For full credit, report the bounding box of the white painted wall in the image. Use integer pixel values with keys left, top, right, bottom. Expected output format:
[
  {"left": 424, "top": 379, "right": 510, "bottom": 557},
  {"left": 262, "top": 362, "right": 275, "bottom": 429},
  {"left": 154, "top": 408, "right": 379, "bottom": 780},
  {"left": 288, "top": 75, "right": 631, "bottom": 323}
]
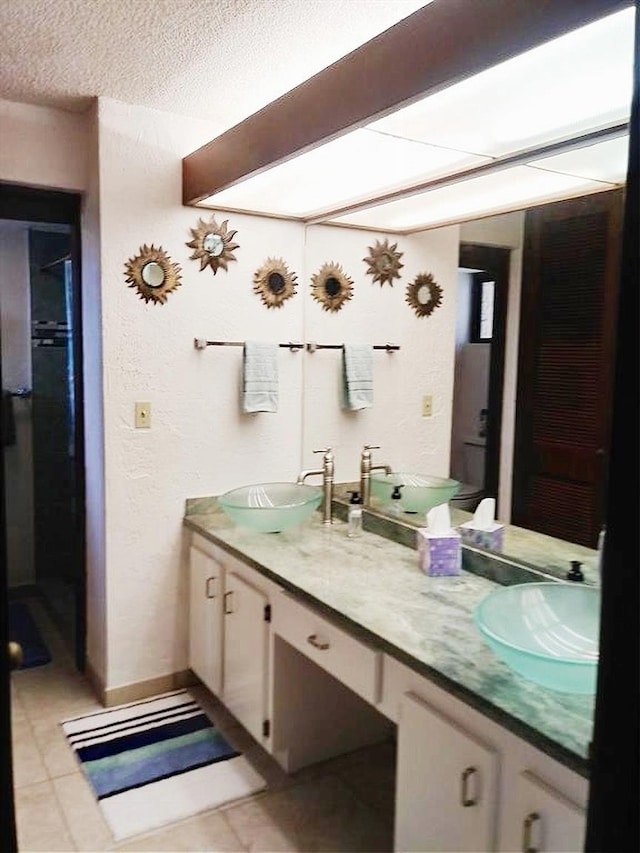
[
  {"left": 0, "top": 95, "right": 462, "bottom": 692},
  {"left": 0, "top": 99, "right": 90, "bottom": 192},
  {"left": 0, "top": 226, "right": 34, "bottom": 586}
]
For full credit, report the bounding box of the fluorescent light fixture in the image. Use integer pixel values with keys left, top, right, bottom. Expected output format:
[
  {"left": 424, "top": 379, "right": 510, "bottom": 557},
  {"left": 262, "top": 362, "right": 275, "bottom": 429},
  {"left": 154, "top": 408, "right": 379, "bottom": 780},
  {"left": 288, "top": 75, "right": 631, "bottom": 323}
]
[
  {"left": 368, "top": 7, "right": 634, "bottom": 156},
  {"left": 195, "top": 6, "right": 634, "bottom": 229},
  {"left": 198, "top": 129, "right": 490, "bottom": 218},
  {"left": 528, "top": 135, "right": 630, "bottom": 184},
  {"left": 328, "top": 165, "right": 614, "bottom": 232}
]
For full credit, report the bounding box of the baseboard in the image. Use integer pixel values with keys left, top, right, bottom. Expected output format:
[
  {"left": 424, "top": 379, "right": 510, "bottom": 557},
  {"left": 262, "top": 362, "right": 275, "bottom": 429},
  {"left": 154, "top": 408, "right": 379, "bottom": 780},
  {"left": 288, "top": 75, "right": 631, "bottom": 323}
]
[
  {"left": 102, "top": 670, "right": 197, "bottom": 708},
  {"left": 83, "top": 662, "right": 196, "bottom": 708}
]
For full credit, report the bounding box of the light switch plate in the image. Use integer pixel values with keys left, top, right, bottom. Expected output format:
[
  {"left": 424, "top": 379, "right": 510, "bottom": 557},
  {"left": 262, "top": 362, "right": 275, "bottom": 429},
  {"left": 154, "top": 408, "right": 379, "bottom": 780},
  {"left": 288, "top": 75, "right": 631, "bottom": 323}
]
[
  {"left": 421, "top": 395, "right": 433, "bottom": 418},
  {"left": 135, "top": 402, "right": 151, "bottom": 428}
]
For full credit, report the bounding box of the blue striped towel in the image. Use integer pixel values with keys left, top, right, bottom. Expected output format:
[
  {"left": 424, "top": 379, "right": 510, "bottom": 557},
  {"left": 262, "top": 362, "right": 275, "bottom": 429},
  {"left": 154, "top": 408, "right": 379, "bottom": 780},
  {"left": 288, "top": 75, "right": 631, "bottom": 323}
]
[
  {"left": 242, "top": 341, "right": 279, "bottom": 413},
  {"left": 342, "top": 344, "right": 373, "bottom": 410}
]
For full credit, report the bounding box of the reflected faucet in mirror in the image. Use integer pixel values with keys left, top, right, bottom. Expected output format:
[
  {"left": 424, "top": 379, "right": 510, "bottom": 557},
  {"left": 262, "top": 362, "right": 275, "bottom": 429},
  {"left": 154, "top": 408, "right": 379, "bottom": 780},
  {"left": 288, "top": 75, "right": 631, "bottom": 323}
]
[
  {"left": 359, "top": 444, "right": 393, "bottom": 507},
  {"left": 297, "top": 447, "right": 335, "bottom": 525}
]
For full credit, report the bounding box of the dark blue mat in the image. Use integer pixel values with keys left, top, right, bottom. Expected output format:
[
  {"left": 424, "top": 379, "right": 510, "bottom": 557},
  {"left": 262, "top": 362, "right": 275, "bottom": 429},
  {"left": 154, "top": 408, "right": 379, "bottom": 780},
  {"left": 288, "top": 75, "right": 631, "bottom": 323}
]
[{"left": 8, "top": 601, "right": 52, "bottom": 668}]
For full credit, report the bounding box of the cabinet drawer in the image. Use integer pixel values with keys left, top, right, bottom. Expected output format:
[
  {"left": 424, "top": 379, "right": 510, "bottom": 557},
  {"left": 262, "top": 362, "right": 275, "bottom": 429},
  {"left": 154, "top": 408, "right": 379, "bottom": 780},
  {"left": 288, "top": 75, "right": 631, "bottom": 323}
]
[{"left": 273, "top": 592, "right": 381, "bottom": 705}]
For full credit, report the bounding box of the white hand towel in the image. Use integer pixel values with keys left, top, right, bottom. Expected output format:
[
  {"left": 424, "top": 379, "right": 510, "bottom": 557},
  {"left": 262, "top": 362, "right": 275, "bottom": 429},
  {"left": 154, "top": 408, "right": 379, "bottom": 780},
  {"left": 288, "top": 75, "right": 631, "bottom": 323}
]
[
  {"left": 242, "top": 341, "right": 279, "bottom": 413},
  {"left": 342, "top": 344, "right": 373, "bottom": 410}
]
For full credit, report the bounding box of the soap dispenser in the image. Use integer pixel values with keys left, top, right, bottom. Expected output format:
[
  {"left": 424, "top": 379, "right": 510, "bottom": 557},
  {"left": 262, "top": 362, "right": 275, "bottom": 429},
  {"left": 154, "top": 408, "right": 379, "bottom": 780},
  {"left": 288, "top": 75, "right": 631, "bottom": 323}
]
[
  {"left": 390, "top": 484, "right": 404, "bottom": 517},
  {"left": 347, "top": 491, "right": 363, "bottom": 538}
]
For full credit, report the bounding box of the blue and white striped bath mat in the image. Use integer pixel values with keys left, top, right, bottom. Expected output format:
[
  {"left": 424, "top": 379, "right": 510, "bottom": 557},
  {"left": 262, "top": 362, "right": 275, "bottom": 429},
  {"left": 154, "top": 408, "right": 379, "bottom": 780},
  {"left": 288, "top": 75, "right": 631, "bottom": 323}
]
[{"left": 62, "top": 688, "right": 266, "bottom": 841}]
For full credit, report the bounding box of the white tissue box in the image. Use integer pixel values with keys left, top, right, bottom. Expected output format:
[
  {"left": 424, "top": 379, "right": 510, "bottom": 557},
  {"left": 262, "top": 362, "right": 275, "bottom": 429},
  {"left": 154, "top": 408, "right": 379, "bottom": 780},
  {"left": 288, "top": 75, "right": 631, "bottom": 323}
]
[
  {"left": 417, "top": 528, "right": 461, "bottom": 576},
  {"left": 458, "top": 521, "right": 505, "bottom": 551}
]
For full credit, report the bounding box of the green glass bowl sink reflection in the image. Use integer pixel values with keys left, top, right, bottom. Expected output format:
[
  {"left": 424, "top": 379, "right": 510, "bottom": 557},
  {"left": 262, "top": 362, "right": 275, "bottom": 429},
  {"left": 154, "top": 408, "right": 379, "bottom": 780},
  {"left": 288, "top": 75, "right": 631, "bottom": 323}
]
[
  {"left": 474, "top": 582, "right": 600, "bottom": 694},
  {"left": 218, "top": 482, "right": 323, "bottom": 533},
  {"left": 370, "top": 471, "right": 460, "bottom": 514}
]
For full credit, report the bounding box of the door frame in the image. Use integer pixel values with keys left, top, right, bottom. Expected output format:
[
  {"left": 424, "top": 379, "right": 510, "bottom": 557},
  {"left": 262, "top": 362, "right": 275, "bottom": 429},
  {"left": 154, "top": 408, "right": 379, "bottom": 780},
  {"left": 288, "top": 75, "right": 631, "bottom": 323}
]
[
  {"left": 457, "top": 242, "right": 510, "bottom": 511},
  {"left": 0, "top": 182, "right": 86, "bottom": 670}
]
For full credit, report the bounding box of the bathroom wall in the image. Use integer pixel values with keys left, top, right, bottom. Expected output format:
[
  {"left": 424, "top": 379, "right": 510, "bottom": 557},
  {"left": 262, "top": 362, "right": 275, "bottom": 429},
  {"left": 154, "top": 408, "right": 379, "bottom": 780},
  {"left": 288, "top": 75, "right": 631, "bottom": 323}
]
[
  {"left": 0, "top": 95, "right": 462, "bottom": 692},
  {"left": 0, "top": 98, "right": 90, "bottom": 192}
]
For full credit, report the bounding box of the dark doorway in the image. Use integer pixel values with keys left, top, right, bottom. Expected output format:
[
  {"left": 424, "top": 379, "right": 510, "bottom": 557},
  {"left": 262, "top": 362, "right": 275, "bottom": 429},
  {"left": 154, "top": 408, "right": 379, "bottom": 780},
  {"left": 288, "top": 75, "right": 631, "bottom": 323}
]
[
  {"left": 453, "top": 242, "right": 509, "bottom": 512},
  {"left": 0, "top": 183, "right": 85, "bottom": 670}
]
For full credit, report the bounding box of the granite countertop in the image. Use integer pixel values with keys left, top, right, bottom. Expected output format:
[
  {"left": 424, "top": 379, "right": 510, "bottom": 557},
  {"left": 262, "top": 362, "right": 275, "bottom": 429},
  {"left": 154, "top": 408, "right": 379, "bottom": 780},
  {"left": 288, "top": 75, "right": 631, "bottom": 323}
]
[{"left": 184, "top": 498, "right": 594, "bottom": 777}]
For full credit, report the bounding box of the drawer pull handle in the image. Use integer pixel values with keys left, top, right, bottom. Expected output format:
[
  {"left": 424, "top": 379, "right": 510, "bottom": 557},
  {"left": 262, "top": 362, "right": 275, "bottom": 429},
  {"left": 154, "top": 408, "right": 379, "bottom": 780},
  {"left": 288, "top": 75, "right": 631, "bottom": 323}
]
[
  {"left": 307, "top": 633, "right": 330, "bottom": 650},
  {"left": 460, "top": 766, "right": 478, "bottom": 807},
  {"left": 522, "top": 811, "right": 541, "bottom": 853},
  {"left": 205, "top": 577, "right": 216, "bottom": 599},
  {"left": 224, "top": 591, "right": 234, "bottom": 614}
]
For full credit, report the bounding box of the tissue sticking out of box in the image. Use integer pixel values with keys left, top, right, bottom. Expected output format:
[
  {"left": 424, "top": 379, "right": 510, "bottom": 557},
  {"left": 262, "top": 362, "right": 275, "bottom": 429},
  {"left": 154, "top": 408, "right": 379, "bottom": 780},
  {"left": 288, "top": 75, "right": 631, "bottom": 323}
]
[
  {"left": 417, "top": 503, "right": 461, "bottom": 576},
  {"left": 458, "top": 497, "right": 505, "bottom": 551}
]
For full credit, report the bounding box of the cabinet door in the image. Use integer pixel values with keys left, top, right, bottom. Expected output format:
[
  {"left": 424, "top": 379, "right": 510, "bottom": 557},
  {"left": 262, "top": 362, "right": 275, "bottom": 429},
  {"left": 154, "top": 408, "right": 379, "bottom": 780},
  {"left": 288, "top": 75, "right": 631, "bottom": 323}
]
[
  {"left": 500, "top": 769, "right": 585, "bottom": 853},
  {"left": 223, "top": 570, "right": 268, "bottom": 744},
  {"left": 189, "top": 546, "right": 224, "bottom": 695},
  {"left": 395, "top": 692, "right": 499, "bottom": 853}
]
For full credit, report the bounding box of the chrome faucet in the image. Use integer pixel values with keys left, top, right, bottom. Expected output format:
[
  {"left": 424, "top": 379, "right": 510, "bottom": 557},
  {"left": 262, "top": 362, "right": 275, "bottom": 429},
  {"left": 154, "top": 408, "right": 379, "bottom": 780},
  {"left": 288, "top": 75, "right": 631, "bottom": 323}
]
[
  {"left": 360, "top": 444, "right": 393, "bottom": 506},
  {"left": 297, "top": 447, "right": 335, "bottom": 525}
]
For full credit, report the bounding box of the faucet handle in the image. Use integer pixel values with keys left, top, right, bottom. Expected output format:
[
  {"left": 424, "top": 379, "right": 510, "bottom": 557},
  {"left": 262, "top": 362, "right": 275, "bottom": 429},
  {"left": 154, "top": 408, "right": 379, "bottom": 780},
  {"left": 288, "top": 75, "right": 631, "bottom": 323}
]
[
  {"left": 313, "top": 447, "right": 332, "bottom": 456},
  {"left": 362, "top": 444, "right": 380, "bottom": 453}
]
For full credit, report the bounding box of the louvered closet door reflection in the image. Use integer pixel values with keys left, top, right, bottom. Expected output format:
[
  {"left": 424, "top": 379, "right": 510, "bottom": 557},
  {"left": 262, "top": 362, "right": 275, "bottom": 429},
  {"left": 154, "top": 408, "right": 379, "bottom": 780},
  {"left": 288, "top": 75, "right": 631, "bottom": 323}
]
[{"left": 512, "top": 190, "right": 623, "bottom": 548}]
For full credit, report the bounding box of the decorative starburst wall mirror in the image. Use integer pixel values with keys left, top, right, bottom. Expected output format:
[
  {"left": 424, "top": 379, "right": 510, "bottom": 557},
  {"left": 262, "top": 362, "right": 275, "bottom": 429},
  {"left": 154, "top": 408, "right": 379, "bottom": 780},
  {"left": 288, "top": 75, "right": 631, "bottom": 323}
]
[
  {"left": 253, "top": 257, "right": 297, "bottom": 308},
  {"left": 186, "top": 215, "right": 239, "bottom": 274},
  {"left": 406, "top": 272, "right": 443, "bottom": 317},
  {"left": 363, "top": 238, "right": 404, "bottom": 286},
  {"left": 124, "top": 244, "right": 182, "bottom": 305},
  {"left": 310, "top": 262, "right": 354, "bottom": 312}
]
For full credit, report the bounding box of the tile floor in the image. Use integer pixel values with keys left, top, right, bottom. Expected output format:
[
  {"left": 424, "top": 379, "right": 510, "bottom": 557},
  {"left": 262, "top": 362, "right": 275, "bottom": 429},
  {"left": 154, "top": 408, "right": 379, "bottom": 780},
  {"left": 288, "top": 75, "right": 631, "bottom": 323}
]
[{"left": 11, "top": 596, "right": 397, "bottom": 852}]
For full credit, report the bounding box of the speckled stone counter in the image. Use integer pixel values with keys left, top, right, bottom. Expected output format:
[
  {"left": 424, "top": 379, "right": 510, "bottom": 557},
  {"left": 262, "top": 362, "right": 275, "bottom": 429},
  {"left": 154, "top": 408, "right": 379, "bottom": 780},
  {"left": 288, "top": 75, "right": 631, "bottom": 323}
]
[{"left": 184, "top": 498, "right": 594, "bottom": 777}]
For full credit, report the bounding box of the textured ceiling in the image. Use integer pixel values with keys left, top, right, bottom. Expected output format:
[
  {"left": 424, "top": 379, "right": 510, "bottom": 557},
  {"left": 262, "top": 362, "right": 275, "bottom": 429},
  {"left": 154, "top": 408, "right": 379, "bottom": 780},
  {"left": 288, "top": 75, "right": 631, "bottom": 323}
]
[{"left": 0, "top": 0, "right": 427, "bottom": 134}]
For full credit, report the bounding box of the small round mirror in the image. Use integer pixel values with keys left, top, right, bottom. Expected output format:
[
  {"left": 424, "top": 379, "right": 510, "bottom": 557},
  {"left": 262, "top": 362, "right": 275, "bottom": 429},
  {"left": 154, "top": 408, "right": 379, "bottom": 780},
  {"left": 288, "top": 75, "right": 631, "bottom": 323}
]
[
  {"left": 141, "top": 261, "right": 165, "bottom": 288},
  {"left": 203, "top": 233, "right": 224, "bottom": 256},
  {"left": 417, "top": 284, "right": 430, "bottom": 304},
  {"left": 267, "top": 272, "right": 285, "bottom": 294},
  {"left": 324, "top": 277, "right": 341, "bottom": 297}
]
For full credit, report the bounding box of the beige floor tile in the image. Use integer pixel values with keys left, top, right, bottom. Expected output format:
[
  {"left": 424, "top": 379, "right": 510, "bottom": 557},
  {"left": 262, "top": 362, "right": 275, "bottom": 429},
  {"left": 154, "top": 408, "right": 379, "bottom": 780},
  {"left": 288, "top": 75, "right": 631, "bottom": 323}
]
[
  {"left": 10, "top": 681, "right": 27, "bottom": 722},
  {"left": 15, "top": 668, "right": 102, "bottom": 725},
  {"left": 11, "top": 715, "right": 49, "bottom": 789},
  {"left": 111, "top": 809, "right": 246, "bottom": 852},
  {"left": 335, "top": 739, "right": 397, "bottom": 821},
  {"left": 31, "top": 718, "right": 81, "bottom": 778},
  {"left": 224, "top": 774, "right": 393, "bottom": 853},
  {"left": 14, "top": 779, "right": 76, "bottom": 852},
  {"left": 53, "top": 772, "right": 114, "bottom": 853}
]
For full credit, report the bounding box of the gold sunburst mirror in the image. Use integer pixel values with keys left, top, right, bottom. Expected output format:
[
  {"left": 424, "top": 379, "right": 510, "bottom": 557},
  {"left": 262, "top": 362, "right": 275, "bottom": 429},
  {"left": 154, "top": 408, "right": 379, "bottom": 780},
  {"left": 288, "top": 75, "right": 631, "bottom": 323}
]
[
  {"left": 253, "top": 257, "right": 297, "bottom": 309},
  {"left": 406, "top": 272, "right": 443, "bottom": 318},
  {"left": 186, "top": 215, "right": 239, "bottom": 274},
  {"left": 124, "top": 244, "right": 182, "bottom": 305},
  {"left": 363, "top": 238, "right": 404, "bottom": 286},
  {"left": 310, "top": 262, "right": 354, "bottom": 313}
]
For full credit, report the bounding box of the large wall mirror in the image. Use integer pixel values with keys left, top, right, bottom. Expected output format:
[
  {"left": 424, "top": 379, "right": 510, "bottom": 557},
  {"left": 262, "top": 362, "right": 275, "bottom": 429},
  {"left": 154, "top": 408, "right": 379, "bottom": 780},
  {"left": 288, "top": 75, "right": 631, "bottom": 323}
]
[{"left": 184, "top": 0, "right": 634, "bottom": 577}]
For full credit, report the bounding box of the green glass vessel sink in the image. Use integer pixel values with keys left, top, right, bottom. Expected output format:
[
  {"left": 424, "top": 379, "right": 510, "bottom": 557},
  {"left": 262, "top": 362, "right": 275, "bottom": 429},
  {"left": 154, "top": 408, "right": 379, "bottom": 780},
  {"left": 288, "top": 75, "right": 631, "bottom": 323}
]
[
  {"left": 218, "top": 482, "right": 323, "bottom": 533},
  {"left": 474, "top": 582, "right": 600, "bottom": 694},
  {"left": 370, "top": 471, "right": 460, "bottom": 514}
]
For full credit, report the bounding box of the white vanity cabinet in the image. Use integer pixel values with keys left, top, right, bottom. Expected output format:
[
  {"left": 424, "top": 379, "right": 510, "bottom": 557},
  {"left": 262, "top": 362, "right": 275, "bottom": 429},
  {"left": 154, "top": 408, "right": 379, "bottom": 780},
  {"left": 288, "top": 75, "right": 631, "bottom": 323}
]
[
  {"left": 396, "top": 691, "right": 499, "bottom": 852},
  {"left": 498, "top": 768, "right": 586, "bottom": 853},
  {"left": 222, "top": 569, "right": 270, "bottom": 744},
  {"left": 188, "top": 544, "right": 224, "bottom": 695},
  {"left": 189, "top": 534, "right": 276, "bottom": 745},
  {"left": 382, "top": 656, "right": 587, "bottom": 853}
]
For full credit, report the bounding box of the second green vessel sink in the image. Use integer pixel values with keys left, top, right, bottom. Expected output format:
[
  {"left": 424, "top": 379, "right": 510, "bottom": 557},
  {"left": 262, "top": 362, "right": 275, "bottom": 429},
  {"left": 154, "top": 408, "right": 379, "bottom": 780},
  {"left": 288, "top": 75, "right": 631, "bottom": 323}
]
[
  {"left": 370, "top": 471, "right": 460, "bottom": 514},
  {"left": 218, "top": 482, "right": 323, "bottom": 533},
  {"left": 474, "top": 582, "right": 600, "bottom": 694}
]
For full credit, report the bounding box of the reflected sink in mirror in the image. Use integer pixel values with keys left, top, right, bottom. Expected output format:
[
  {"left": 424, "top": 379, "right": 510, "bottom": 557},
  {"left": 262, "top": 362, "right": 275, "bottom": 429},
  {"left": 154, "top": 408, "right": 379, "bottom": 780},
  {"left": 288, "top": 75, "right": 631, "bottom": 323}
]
[
  {"left": 474, "top": 582, "right": 600, "bottom": 694},
  {"left": 218, "top": 482, "right": 323, "bottom": 533},
  {"left": 370, "top": 471, "right": 460, "bottom": 515}
]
